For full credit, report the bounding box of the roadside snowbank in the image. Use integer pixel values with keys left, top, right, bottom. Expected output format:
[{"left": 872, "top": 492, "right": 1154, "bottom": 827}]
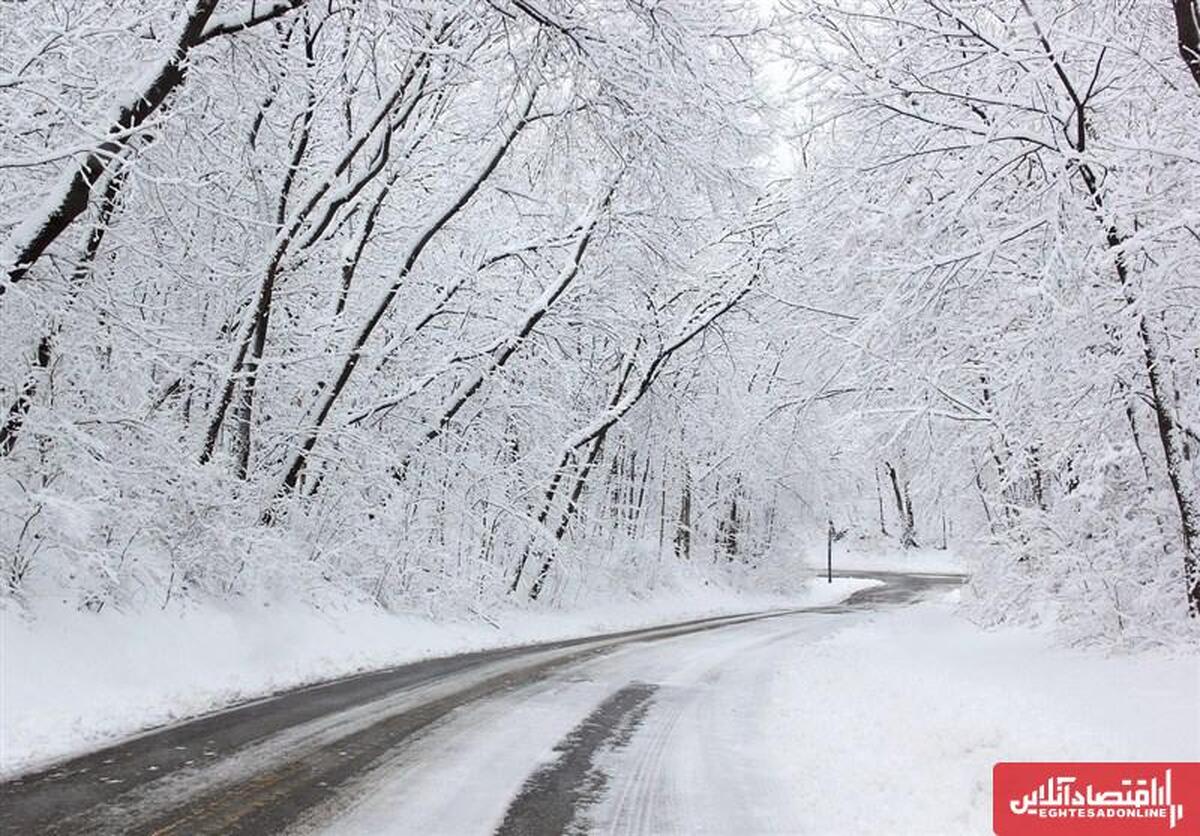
[
  {"left": 0, "top": 576, "right": 877, "bottom": 777},
  {"left": 761, "top": 590, "right": 1200, "bottom": 834}
]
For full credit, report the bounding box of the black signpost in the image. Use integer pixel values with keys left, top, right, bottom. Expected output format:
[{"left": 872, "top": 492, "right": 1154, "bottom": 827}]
[{"left": 826, "top": 519, "right": 834, "bottom": 583}]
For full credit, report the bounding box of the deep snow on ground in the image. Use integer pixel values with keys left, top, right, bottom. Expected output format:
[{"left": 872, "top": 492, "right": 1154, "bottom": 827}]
[
  {"left": 732, "top": 590, "right": 1200, "bottom": 834},
  {"left": 0, "top": 576, "right": 876, "bottom": 777},
  {"left": 308, "top": 588, "right": 1199, "bottom": 836}
]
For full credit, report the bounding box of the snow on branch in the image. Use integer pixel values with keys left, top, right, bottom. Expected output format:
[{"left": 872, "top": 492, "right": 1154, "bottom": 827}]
[{"left": 197, "top": 0, "right": 307, "bottom": 43}]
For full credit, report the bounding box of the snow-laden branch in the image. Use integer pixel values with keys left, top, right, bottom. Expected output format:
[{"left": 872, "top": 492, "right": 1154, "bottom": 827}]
[
  {"left": 199, "top": 53, "right": 437, "bottom": 464},
  {"left": 415, "top": 181, "right": 616, "bottom": 449},
  {"left": 269, "top": 87, "right": 540, "bottom": 501},
  {"left": 511, "top": 342, "right": 641, "bottom": 596},
  {"left": 0, "top": 0, "right": 313, "bottom": 298},
  {"left": 0, "top": 0, "right": 220, "bottom": 294},
  {"left": 562, "top": 272, "right": 758, "bottom": 454},
  {"left": 345, "top": 228, "right": 583, "bottom": 427},
  {"left": 491, "top": 0, "right": 590, "bottom": 52},
  {"left": 198, "top": 0, "right": 306, "bottom": 43}
]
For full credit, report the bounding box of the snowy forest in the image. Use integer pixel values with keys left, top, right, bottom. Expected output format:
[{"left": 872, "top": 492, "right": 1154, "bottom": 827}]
[{"left": 1, "top": 0, "right": 1198, "bottom": 646}]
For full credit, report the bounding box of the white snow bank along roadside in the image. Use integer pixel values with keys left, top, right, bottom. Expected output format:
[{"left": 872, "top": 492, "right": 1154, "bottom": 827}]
[
  {"left": 760, "top": 591, "right": 1200, "bottom": 834},
  {"left": 0, "top": 576, "right": 878, "bottom": 777}
]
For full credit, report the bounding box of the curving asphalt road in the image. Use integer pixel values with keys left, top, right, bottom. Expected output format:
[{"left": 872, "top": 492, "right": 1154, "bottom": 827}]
[{"left": 0, "top": 570, "right": 963, "bottom": 835}]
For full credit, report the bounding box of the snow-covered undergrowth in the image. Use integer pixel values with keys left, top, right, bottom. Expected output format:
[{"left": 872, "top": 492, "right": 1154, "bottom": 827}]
[
  {"left": 797, "top": 534, "right": 1200, "bottom": 649},
  {"left": 0, "top": 569, "right": 875, "bottom": 777},
  {"left": 966, "top": 525, "right": 1200, "bottom": 649},
  {"left": 761, "top": 591, "right": 1200, "bottom": 834},
  {"left": 797, "top": 536, "right": 971, "bottom": 575}
]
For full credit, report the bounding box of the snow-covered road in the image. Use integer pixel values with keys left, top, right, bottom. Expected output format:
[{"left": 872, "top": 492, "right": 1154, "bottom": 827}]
[
  {"left": 302, "top": 572, "right": 1197, "bottom": 835},
  {"left": 301, "top": 596, "right": 866, "bottom": 836},
  {"left": 5, "top": 571, "right": 1195, "bottom": 836}
]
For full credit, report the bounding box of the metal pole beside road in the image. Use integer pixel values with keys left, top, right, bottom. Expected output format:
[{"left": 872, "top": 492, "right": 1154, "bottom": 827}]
[{"left": 827, "top": 519, "right": 833, "bottom": 583}]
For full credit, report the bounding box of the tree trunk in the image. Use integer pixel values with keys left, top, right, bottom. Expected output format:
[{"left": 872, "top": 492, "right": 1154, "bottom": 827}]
[
  {"left": 725, "top": 491, "right": 740, "bottom": 559},
  {"left": 528, "top": 427, "right": 609, "bottom": 600},
  {"left": 1139, "top": 313, "right": 1200, "bottom": 615},
  {"left": 886, "top": 461, "right": 918, "bottom": 548},
  {"left": 270, "top": 91, "right": 538, "bottom": 504},
  {"left": 1022, "top": 0, "right": 1200, "bottom": 615},
  {"left": 1, "top": 163, "right": 129, "bottom": 456},
  {"left": 1, "top": 0, "right": 220, "bottom": 290},
  {"left": 201, "top": 54, "right": 435, "bottom": 466},
  {"left": 231, "top": 21, "right": 318, "bottom": 479},
  {"left": 632, "top": 450, "right": 651, "bottom": 537},
  {"left": 0, "top": 337, "right": 51, "bottom": 456},
  {"left": 510, "top": 346, "right": 639, "bottom": 594},
  {"left": 675, "top": 466, "right": 692, "bottom": 561},
  {"left": 875, "top": 464, "right": 889, "bottom": 536},
  {"left": 1175, "top": 0, "right": 1200, "bottom": 88}
]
